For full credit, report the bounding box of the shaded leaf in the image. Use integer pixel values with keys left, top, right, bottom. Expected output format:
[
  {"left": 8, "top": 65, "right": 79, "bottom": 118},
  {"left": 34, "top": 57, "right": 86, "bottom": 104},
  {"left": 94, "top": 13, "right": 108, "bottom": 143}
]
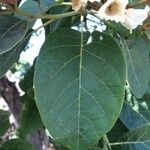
[
  {"left": 107, "top": 119, "right": 128, "bottom": 143},
  {"left": 121, "top": 37, "right": 150, "bottom": 98},
  {"left": 0, "top": 15, "right": 28, "bottom": 54},
  {"left": 111, "top": 124, "right": 150, "bottom": 150},
  {"left": 34, "top": 29, "right": 126, "bottom": 149}
]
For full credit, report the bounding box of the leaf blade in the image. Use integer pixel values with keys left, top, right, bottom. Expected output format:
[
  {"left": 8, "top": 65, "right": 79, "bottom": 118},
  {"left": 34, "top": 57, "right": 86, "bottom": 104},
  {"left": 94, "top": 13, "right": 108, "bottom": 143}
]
[{"left": 34, "top": 29, "right": 126, "bottom": 149}]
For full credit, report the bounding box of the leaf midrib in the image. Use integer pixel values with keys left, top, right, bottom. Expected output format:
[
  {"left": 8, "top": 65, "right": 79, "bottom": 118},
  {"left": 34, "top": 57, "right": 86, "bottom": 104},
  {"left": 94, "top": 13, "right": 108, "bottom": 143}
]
[{"left": 77, "top": 30, "right": 83, "bottom": 148}]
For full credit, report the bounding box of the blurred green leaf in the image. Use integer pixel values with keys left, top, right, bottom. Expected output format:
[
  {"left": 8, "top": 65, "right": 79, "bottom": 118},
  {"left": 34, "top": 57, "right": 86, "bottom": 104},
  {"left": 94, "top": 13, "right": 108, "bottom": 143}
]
[
  {"left": 2, "top": 139, "right": 34, "bottom": 150},
  {"left": 34, "top": 29, "right": 126, "bottom": 149},
  {"left": 0, "top": 109, "right": 10, "bottom": 137},
  {"left": 18, "top": 95, "right": 43, "bottom": 136}
]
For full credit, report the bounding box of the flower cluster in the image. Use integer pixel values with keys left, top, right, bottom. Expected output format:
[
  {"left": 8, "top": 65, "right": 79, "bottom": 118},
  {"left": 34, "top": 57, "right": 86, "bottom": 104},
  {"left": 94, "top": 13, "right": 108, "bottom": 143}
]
[{"left": 72, "top": 0, "right": 150, "bottom": 33}]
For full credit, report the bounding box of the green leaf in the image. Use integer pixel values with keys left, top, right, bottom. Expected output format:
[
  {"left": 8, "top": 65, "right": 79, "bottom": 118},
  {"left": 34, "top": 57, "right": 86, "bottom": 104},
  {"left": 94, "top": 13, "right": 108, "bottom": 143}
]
[
  {"left": 34, "top": 29, "right": 126, "bottom": 149},
  {"left": 120, "top": 101, "right": 149, "bottom": 129},
  {"left": 0, "top": 33, "right": 31, "bottom": 79},
  {"left": 2, "top": 139, "right": 34, "bottom": 150},
  {"left": 111, "top": 124, "right": 150, "bottom": 150},
  {"left": 0, "top": 15, "right": 28, "bottom": 54},
  {"left": 121, "top": 37, "right": 150, "bottom": 98},
  {"left": 18, "top": 95, "right": 43, "bottom": 136},
  {"left": 0, "top": 109, "right": 10, "bottom": 137}
]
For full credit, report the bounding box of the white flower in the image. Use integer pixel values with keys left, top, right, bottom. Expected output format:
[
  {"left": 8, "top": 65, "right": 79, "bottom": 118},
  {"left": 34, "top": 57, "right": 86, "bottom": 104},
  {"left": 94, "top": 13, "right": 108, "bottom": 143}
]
[
  {"left": 121, "top": 5, "right": 150, "bottom": 33},
  {"left": 97, "top": 0, "right": 150, "bottom": 33},
  {"left": 97, "top": 0, "right": 128, "bottom": 22}
]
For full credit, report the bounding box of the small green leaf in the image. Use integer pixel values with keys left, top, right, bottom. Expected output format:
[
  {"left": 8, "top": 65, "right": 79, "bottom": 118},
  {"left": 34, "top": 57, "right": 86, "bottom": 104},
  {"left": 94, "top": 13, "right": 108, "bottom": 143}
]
[
  {"left": 0, "top": 15, "right": 28, "bottom": 54},
  {"left": 34, "top": 29, "right": 126, "bottom": 149},
  {"left": 121, "top": 37, "right": 150, "bottom": 98},
  {"left": 2, "top": 139, "right": 34, "bottom": 150},
  {"left": 0, "top": 109, "right": 10, "bottom": 137}
]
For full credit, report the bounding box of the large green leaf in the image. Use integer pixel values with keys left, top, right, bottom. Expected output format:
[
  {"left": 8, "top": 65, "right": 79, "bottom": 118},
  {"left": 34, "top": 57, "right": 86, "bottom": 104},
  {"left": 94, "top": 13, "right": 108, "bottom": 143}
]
[
  {"left": 121, "top": 37, "right": 150, "bottom": 98},
  {"left": 34, "top": 29, "right": 126, "bottom": 149},
  {"left": 0, "top": 109, "right": 10, "bottom": 137},
  {"left": 111, "top": 124, "right": 150, "bottom": 150},
  {"left": 0, "top": 15, "right": 28, "bottom": 54},
  {"left": 1, "top": 139, "right": 34, "bottom": 150}
]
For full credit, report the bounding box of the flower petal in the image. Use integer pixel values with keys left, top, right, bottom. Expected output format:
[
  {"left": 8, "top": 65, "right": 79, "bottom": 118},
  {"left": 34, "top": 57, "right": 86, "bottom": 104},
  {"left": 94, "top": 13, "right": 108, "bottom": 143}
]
[
  {"left": 121, "top": 6, "right": 150, "bottom": 33},
  {"left": 97, "top": 0, "right": 128, "bottom": 22}
]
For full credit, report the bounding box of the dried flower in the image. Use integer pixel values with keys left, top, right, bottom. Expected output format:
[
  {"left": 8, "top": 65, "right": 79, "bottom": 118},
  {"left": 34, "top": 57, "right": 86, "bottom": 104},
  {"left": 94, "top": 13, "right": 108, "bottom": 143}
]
[{"left": 72, "top": 0, "right": 87, "bottom": 11}]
